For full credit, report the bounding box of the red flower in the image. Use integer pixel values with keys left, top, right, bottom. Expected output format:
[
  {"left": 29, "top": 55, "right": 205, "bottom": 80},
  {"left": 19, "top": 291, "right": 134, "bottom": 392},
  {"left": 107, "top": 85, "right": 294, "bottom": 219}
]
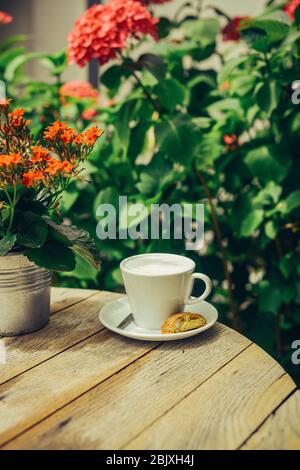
[
  {"left": 60, "top": 81, "right": 99, "bottom": 101},
  {"left": 82, "top": 108, "right": 98, "bottom": 121},
  {"left": 222, "top": 16, "right": 250, "bottom": 42},
  {"left": 68, "top": 0, "right": 159, "bottom": 67},
  {"left": 283, "top": 0, "right": 300, "bottom": 20},
  {"left": 0, "top": 11, "right": 13, "bottom": 25},
  {"left": 224, "top": 134, "right": 238, "bottom": 146}
]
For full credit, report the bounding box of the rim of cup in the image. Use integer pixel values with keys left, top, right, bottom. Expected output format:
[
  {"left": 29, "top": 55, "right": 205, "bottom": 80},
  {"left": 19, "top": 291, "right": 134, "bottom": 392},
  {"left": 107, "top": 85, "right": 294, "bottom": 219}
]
[{"left": 120, "top": 253, "right": 196, "bottom": 277}]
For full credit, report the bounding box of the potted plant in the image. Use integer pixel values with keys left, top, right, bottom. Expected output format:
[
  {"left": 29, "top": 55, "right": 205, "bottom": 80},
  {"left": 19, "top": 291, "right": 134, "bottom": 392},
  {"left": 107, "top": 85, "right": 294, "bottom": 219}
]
[{"left": 0, "top": 99, "right": 103, "bottom": 336}]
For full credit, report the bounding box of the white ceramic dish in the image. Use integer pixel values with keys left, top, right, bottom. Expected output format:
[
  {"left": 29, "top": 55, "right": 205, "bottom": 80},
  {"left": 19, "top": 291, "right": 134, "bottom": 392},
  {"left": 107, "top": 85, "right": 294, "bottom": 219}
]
[{"left": 99, "top": 296, "right": 218, "bottom": 342}]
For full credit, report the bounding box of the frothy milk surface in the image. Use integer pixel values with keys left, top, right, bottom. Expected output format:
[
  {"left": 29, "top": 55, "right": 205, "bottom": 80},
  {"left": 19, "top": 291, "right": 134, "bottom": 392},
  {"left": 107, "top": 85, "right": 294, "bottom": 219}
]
[{"left": 124, "top": 255, "right": 193, "bottom": 276}]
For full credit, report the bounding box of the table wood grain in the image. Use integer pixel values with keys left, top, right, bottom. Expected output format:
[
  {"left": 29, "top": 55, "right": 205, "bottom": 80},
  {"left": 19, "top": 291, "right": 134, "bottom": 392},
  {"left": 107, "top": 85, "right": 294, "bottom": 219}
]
[{"left": 0, "top": 288, "right": 299, "bottom": 450}]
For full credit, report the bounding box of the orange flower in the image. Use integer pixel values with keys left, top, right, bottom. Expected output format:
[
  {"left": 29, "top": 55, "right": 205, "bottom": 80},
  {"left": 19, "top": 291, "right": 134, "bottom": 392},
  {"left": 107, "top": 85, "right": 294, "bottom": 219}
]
[
  {"left": 0, "top": 152, "right": 22, "bottom": 167},
  {"left": 74, "top": 134, "right": 84, "bottom": 146},
  {"left": 22, "top": 170, "right": 44, "bottom": 188},
  {"left": 44, "top": 121, "right": 68, "bottom": 141},
  {"left": 31, "top": 146, "right": 51, "bottom": 163},
  {"left": 44, "top": 158, "right": 62, "bottom": 176},
  {"left": 44, "top": 121, "right": 103, "bottom": 149},
  {"left": 8, "top": 109, "right": 26, "bottom": 127},
  {"left": 60, "top": 161, "right": 74, "bottom": 173},
  {"left": 45, "top": 158, "right": 74, "bottom": 176},
  {"left": 83, "top": 127, "right": 104, "bottom": 145},
  {"left": 60, "top": 128, "right": 76, "bottom": 144}
]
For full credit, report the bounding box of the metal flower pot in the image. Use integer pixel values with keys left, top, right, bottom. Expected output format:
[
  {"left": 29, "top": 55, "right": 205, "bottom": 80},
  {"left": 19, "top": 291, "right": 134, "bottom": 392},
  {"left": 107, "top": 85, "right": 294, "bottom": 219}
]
[{"left": 0, "top": 252, "right": 52, "bottom": 336}]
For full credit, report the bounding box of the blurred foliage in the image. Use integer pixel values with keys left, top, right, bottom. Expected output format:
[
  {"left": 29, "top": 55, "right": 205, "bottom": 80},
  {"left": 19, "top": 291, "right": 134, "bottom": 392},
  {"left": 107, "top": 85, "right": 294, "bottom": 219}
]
[{"left": 1, "top": 0, "right": 300, "bottom": 382}]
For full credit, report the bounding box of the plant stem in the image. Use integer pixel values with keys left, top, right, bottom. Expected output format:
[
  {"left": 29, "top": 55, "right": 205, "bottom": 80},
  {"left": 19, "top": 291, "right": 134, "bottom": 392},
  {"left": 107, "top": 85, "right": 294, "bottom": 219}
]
[
  {"left": 131, "top": 68, "right": 161, "bottom": 113},
  {"left": 195, "top": 168, "right": 239, "bottom": 330},
  {"left": 118, "top": 51, "right": 161, "bottom": 113},
  {"left": 6, "top": 185, "right": 17, "bottom": 233},
  {"left": 174, "top": 1, "right": 193, "bottom": 21}
]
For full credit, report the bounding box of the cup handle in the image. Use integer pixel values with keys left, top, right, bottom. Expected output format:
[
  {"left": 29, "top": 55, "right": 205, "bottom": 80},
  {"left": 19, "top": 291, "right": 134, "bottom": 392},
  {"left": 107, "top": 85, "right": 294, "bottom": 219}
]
[{"left": 185, "top": 273, "right": 212, "bottom": 305}]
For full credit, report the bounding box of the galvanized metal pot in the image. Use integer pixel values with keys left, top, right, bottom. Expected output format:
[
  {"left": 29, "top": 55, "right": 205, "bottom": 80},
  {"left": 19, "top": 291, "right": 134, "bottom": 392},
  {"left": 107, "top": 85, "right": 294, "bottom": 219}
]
[{"left": 0, "top": 252, "right": 52, "bottom": 336}]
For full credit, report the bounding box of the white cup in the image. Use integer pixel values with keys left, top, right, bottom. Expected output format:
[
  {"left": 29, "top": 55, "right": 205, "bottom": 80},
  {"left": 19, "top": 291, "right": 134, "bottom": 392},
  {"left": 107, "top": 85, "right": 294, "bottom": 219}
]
[{"left": 120, "top": 253, "right": 212, "bottom": 330}]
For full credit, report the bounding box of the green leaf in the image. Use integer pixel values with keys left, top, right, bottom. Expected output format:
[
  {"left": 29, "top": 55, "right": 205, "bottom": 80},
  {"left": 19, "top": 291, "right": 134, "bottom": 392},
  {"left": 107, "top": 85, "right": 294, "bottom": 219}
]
[
  {"left": 155, "top": 78, "right": 186, "bottom": 112},
  {"left": 136, "top": 152, "right": 175, "bottom": 196},
  {"left": 282, "top": 190, "right": 300, "bottom": 215},
  {"left": 94, "top": 187, "right": 119, "bottom": 216},
  {"left": 0, "top": 35, "right": 27, "bottom": 54},
  {"left": 116, "top": 99, "right": 140, "bottom": 152},
  {"left": 101, "top": 65, "right": 130, "bottom": 93},
  {"left": 265, "top": 220, "right": 278, "bottom": 239},
  {"left": 16, "top": 211, "right": 48, "bottom": 249},
  {"left": 207, "top": 98, "right": 243, "bottom": 119},
  {"left": 155, "top": 120, "right": 180, "bottom": 159},
  {"left": 244, "top": 145, "right": 291, "bottom": 184},
  {"left": 25, "top": 242, "right": 76, "bottom": 272},
  {"left": 136, "top": 173, "right": 158, "bottom": 196},
  {"left": 196, "top": 130, "right": 223, "bottom": 168},
  {"left": 157, "top": 17, "right": 173, "bottom": 39},
  {"left": 241, "top": 28, "right": 270, "bottom": 53},
  {"left": 4, "top": 52, "right": 46, "bottom": 81},
  {"left": 128, "top": 121, "right": 151, "bottom": 162},
  {"left": 62, "top": 253, "right": 99, "bottom": 282},
  {"left": 253, "top": 182, "right": 282, "bottom": 206},
  {"left": 248, "top": 17, "right": 290, "bottom": 42},
  {"left": 279, "top": 254, "right": 293, "bottom": 279},
  {"left": 71, "top": 242, "right": 101, "bottom": 272},
  {"left": 41, "top": 50, "right": 67, "bottom": 75},
  {"left": 0, "top": 206, "right": 11, "bottom": 224},
  {"left": 0, "top": 47, "right": 26, "bottom": 70},
  {"left": 258, "top": 281, "right": 283, "bottom": 313},
  {"left": 137, "top": 54, "right": 167, "bottom": 81},
  {"left": 45, "top": 219, "right": 101, "bottom": 271},
  {"left": 150, "top": 41, "right": 199, "bottom": 59},
  {"left": 182, "top": 18, "right": 220, "bottom": 45},
  {"left": 0, "top": 233, "right": 17, "bottom": 256},
  {"left": 240, "top": 209, "right": 264, "bottom": 237},
  {"left": 60, "top": 186, "right": 79, "bottom": 214},
  {"left": 256, "top": 80, "right": 281, "bottom": 116},
  {"left": 188, "top": 73, "right": 216, "bottom": 91},
  {"left": 218, "top": 57, "right": 249, "bottom": 84},
  {"left": 155, "top": 116, "right": 201, "bottom": 164},
  {"left": 282, "top": 30, "right": 300, "bottom": 47}
]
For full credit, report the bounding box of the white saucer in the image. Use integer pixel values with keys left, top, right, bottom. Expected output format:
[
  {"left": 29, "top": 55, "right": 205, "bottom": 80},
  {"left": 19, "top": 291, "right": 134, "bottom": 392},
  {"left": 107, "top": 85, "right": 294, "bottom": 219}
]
[{"left": 99, "top": 297, "right": 218, "bottom": 341}]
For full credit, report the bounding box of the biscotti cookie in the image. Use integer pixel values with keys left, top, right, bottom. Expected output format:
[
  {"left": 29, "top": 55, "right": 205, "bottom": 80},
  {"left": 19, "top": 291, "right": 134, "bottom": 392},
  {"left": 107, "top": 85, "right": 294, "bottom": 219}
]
[{"left": 161, "top": 312, "right": 207, "bottom": 334}]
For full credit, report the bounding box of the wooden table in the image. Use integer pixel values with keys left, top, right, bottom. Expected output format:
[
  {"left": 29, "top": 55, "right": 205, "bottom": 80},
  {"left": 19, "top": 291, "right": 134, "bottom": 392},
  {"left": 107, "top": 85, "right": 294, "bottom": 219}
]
[{"left": 0, "top": 288, "right": 299, "bottom": 450}]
